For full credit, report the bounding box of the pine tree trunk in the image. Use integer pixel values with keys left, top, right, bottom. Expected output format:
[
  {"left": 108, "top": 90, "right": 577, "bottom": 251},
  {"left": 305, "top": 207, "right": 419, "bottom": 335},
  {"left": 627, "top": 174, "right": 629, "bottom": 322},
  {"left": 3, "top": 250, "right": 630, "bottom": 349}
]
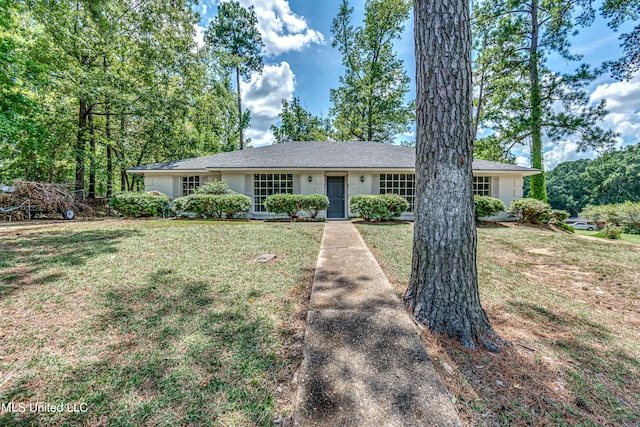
[
  {"left": 405, "top": 0, "right": 503, "bottom": 352},
  {"left": 529, "top": 0, "right": 547, "bottom": 201}
]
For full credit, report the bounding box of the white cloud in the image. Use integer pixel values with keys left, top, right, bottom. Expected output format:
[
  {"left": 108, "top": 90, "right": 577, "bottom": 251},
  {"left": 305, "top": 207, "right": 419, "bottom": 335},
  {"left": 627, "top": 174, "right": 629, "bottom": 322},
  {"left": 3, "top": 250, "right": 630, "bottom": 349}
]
[
  {"left": 194, "top": 24, "right": 206, "bottom": 49},
  {"left": 221, "top": 0, "right": 324, "bottom": 55},
  {"left": 515, "top": 156, "right": 529, "bottom": 167},
  {"left": 543, "top": 140, "right": 598, "bottom": 171},
  {"left": 590, "top": 72, "right": 640, "bottom": 139},
  {"left": 241, "top": 61, "right": 295, "bottom": 146},
  {"left": 536, "top": 72, "right": 640, "bottom": 170}
]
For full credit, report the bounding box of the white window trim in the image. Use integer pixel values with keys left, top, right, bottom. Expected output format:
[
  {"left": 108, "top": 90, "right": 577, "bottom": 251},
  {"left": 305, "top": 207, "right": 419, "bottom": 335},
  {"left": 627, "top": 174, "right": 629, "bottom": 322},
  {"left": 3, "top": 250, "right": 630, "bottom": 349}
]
[
  {"left": 253, "top": 173, "right": 294, "bottom": 212},
  {"left": 473, "top": 176, "right": 491, "bottom": 196},
  {"left": 379, "top": 173, "right": 415, "bottom": 212},
  {"left": 181, "top": 176, "right": 200, "bottom": 196}
]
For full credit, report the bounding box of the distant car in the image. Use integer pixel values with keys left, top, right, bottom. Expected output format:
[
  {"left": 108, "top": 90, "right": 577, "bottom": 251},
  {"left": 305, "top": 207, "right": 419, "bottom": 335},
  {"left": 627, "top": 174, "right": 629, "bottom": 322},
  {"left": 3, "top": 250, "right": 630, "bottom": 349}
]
[{"left": 571, "top": 221, "right": 598, "bottom": 231}]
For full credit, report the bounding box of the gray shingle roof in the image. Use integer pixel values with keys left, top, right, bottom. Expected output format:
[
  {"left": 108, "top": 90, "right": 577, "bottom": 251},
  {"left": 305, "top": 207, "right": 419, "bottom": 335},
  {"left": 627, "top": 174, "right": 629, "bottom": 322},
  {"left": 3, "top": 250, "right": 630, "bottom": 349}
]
[{"left": 129, "top": 141, "right": 539, "bottom": 173}]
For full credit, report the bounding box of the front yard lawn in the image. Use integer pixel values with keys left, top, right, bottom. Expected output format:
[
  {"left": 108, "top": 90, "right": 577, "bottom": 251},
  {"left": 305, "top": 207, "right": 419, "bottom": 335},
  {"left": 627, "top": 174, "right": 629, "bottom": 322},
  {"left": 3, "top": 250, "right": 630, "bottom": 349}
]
[
  {"left": 0, "top": 220, "right": 323, "bottom": 426},
  {"left": 357, "top": 223, "right": 640, "bottom": 426},
  {"left": 575, "top": 228, "right": 640, "bottom": 244}
]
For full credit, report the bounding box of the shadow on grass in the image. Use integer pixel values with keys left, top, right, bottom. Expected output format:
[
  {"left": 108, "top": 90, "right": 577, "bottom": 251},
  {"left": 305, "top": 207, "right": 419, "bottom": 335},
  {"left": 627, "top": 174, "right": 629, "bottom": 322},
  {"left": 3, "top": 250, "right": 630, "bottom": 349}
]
[
  {"left": 0, "top": 267, "right": 288, "bottom": 426},
  {"left": 430, "top": 300, "right": 640, "bottom": 425},
  {"left": 0, "top": 229, "right": 139, "bottom": 298}
]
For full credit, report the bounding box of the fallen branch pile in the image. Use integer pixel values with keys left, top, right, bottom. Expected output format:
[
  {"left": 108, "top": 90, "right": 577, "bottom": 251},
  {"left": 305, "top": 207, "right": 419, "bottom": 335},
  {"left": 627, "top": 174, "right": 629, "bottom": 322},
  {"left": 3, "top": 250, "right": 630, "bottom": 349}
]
[{"left": 0, "top": 181, "right": 86, "bottom": 219}]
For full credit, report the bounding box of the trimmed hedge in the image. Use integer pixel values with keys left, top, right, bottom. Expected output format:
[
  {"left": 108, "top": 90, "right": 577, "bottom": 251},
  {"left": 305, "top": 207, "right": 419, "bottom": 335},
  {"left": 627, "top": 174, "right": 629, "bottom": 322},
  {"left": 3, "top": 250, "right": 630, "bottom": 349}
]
[
  {"left": 173, "top": 194, "right": 251, "bottom": 219},
  {"left": 508, "top": 198, "right": 552, "bottom": 224},
  {"left": 264, "top": 194, "right": 330, "bottom": 220},
  {"left": 473, "top": 196, "right": 505, "bottom": 220},
  {"left": 111, "top": 192, "right": 171, "bottom": 218},
  {"left": 350, "top": 194, "right": 410, "bottom": 222}
]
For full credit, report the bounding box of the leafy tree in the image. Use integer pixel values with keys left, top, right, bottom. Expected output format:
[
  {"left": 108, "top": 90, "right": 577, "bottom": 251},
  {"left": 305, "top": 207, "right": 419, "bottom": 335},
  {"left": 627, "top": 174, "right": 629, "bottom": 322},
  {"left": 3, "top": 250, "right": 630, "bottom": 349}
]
[
  {"left": 472, "top": 0, "right": 617, "bottom": 201},
  {"left": 270, "top": 98, "right": 332, "bottom": 143},
  {"left": 0, "top": 0, "right": 51, "bottom": 182},
  {"left": 406, "top": 0, "right": 502, "bottom": 351},
  {"left": 205, "top": 1, "right": 263, "bottom": 150},
  {"left": 0, "top": 0, "right": 231, "bottom": 197},
  {"left": 330, "top": 0, "right": 414, "bottom": 142},
  {"left": 546, "top": 159, "right": 592, "bottom": 216},
  {"left": 601, "top": 0, "right": 640, "bottom": 80},
  {"left": 581, "top": 144, "right": 640, "bottom": 205}
]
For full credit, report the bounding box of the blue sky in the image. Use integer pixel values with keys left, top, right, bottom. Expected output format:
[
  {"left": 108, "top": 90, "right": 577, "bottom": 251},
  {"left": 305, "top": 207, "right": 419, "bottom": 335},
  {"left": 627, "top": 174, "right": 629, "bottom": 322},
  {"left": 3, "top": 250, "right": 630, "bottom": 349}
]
[{"left": 194, "top": 0, "right": 640, "bottom": 170}]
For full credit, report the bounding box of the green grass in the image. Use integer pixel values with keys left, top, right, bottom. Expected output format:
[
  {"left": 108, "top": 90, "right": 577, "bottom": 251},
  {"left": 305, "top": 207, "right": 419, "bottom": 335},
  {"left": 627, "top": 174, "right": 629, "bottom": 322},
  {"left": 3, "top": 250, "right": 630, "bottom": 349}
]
[
  {"left": 0, "top": 220, "right": 324, "bottom": 426},
  {"left": 575, "top": 228, "right": 640, "bottom": 244},
  {"left": 357, "top": 223, "right": 640, "bottom": 426}
]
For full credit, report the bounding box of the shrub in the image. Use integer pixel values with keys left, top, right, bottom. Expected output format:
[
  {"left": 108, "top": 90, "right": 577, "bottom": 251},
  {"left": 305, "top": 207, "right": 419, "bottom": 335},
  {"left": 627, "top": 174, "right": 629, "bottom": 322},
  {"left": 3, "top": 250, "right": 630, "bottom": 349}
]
[
  {"left": 264, "top": 194, "right": 304, "bottom": 219},
  {"left": 550, "top": 209, "right": 570, "bottom": 223},
  {"left": 508, "top": 198, "right": 552, "bottom": 224},
  {"left": 350, "top": 194, "right": 409, "bottom": 222},
  {"left": 194, "top": 180, "right": 234, "bottom": 195},
  {"left": 173, "top": 194, "right": 250, "bottom": 219},
  {"left": 216, "top": 194, "right": 251, "bottom": 218},
  {"left": 173, "top": 194, "right": 221, "bottom": 218},
  {"left": 474, "top": 196, "right": 505, "bottom": 220},
  {"left": 111, "top": 192, "right": 171, "bottom": 218},
  {"left": 299, "top": 194, "right": 330, "bottom": 219},
  {"left": 601, "top": 225, "right": 622, "bottom": 239},
  {"left": 555, "top": 222, "right": 575, "bottom": 233},
  {"left": 380, "top": 194, "right": 410, "bottom": 219}
]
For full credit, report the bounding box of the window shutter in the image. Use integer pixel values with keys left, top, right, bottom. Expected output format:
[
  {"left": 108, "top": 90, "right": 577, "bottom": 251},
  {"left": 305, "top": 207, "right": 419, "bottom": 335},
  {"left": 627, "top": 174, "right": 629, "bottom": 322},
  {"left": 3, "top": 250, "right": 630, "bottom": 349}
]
[{"left": 491, "top": 177, "right": 499, "bottom": 198}]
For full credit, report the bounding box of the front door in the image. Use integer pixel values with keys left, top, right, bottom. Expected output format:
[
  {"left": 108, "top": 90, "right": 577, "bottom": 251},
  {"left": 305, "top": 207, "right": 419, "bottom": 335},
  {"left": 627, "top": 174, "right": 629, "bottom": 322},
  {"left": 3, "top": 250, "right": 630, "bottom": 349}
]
[{"left": 326, "top": 176, "right": 345, "bottom": 219}]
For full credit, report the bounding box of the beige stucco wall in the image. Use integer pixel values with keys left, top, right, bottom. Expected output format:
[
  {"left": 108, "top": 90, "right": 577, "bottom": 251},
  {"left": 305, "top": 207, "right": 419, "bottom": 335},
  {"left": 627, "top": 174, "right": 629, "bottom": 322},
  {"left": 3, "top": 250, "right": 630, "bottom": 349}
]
[
  {"left": 497, "top": 175, "right": 524, "bottom": 209},
  {"left": 221, "top": 173, "right": 246, "bottom": 196},
  {"left": 144, "top": 176, "right": 174, "bottom": 198}
]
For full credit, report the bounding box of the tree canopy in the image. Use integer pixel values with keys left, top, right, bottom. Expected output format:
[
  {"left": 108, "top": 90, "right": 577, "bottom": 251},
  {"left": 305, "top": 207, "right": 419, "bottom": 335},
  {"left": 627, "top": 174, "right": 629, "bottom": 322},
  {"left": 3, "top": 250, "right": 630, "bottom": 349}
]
[
  {"left": 1, "top": 0, "right": 241, "bottom": 195},
  {"left": 546, "top": 145, "right": 640, "bottom": 214},
  {"left": 330, "top": 0, "right": 414, "bottom": 143},
  {"left": 205, "top": 1, "right": 263, "bottom": 150},
  {"left": 270, "top": 98, "right": 331, "bottom": 143},
  {"left": 472, "top": 0, "right": 618, "bottom": 201}
]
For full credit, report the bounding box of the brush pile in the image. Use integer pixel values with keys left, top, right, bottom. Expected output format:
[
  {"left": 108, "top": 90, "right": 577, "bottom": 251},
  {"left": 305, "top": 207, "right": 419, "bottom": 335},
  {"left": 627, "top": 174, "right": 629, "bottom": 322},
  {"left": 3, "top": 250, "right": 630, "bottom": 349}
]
[{"left": 0, "top": 180, "right": 85, "bottom": 220}]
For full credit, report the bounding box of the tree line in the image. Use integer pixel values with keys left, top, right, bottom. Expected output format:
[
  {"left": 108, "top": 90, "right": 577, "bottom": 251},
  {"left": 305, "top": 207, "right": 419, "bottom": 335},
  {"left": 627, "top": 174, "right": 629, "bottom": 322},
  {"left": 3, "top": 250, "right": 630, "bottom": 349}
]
[
  {"left": 546, "top": 145, "right": 640, "bottom": 216},
  {"left": 2, "top": 0, "right": 637, "bottom": 201}
]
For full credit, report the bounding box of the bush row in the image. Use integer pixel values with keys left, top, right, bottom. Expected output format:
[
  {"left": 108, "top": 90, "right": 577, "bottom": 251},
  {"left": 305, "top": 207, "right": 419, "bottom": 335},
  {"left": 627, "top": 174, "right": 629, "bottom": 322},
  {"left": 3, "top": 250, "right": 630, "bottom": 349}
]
[
  {"left": 110, "top": 192, "right": 171, "bottom": 217},
  {"left": 264, "top": 194, "right": 329, "bottom": 220},
  {"left": 349, "top": 194, "right": 410, "bottom": 222}
]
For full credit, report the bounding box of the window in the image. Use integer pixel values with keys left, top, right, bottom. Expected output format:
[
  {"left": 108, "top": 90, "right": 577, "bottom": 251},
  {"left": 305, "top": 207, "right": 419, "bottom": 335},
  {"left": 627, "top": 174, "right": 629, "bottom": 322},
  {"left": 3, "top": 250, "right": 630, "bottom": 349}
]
[
  {"left": 473, "top": 176, "right": 491, "bottom": 196},
  {"left": 253, "top": 173, "right": 294, "bottom": 212},
  {"left": 182, "top": 176, "right": 200, "bottom": 196},
  {"left": 380, "top": 173, "right": 415, "bottom": 212}
]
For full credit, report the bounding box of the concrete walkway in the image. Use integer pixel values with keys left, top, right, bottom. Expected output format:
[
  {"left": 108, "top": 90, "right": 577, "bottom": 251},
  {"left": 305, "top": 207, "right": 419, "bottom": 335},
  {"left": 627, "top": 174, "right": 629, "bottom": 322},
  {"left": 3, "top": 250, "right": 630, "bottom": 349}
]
[{"left": 293, "top": 221, "right": 462, "bottom": 427}]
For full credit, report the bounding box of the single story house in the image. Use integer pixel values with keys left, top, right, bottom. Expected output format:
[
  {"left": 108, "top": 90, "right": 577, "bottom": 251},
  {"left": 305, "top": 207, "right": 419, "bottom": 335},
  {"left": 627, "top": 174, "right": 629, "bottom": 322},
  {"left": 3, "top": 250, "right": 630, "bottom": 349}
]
[{"left": 128, "top": 141, "right": 540, "bottom": 220}]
